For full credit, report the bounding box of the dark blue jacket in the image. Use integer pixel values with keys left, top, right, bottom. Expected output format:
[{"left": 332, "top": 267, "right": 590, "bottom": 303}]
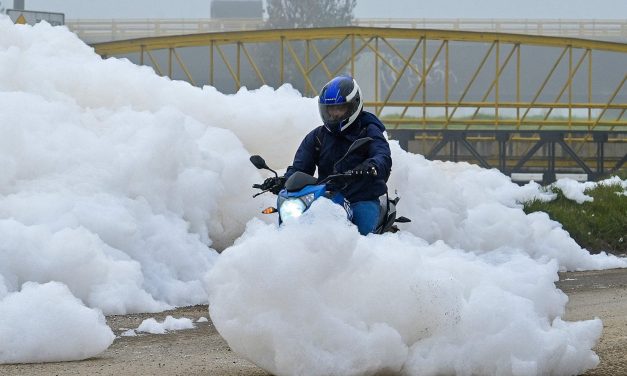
[{"left": 285, "top": 111, "right": 392, "bottom": 203}]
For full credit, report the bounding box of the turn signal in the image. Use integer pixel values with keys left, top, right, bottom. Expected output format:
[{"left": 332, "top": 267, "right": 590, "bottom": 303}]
[{"left": 262, "top": 207, "right": 277, "bottom": 214}]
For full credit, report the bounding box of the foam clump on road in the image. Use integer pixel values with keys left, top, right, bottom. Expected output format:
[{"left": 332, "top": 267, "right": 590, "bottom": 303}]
[
  {"left": 209, "top": 200, "right": 604, "bottom": 376},
  {"left": 136, "top": 316, "right": 195, "bottom": 334},
  {"left": 0, "top": 15, "right": 626, "bottom": 371},
  {"left": 0, "top": 282, "right": 114, "bottom": 364}
]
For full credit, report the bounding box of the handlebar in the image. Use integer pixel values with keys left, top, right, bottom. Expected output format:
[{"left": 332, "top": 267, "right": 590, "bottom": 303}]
[
  {"left": 252, "top": 189, "right": 269, "bottom": 198},
  {"left": 252, "top": 180, "right": 281, "bottom": 197},
  {"left": 345, "top": 168, "right": 377, "bottom": 177},
  {"left": 252, "top": 168, "right": 376, "bottom": 197},
  {"left": 318, "top": 168, "right": 376, "bottom": 185}
]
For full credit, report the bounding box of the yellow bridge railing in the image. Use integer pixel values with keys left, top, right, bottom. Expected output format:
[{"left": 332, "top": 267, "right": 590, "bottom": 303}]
[
  {"left": 93, "top": 27, "right": 627, "bottom": 131},
  {"left": 72, "top": 18, "right": 627, "bottom": 43},
  {"left": 92, "top": 27, "right": 626, "bottom": 179}
]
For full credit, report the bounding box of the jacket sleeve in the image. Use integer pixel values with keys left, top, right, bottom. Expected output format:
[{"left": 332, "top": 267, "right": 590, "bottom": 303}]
[
  {"left": 284, "top": 128, "right": 318, "bottom": 179},
  {"left": 365, "top": 124, "right": 392, "bottom": 182}
]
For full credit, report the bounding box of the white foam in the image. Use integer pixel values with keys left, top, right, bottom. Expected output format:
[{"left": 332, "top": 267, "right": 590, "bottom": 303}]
[
  {"left": 136, "top": 315, "right": 195, "bottom": 334},
  {"left": 0, "top": 17, "right": 625, "bottom": 370},
  {"left": 0, "top": 282, "right": 114, "bottom": 363}
]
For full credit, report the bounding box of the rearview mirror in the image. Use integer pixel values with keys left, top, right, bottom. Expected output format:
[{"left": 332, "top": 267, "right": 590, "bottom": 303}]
[
  {"left": 346, "top": 137, "right": 373, "bottom": 156},
  {"left": 334, "top": 137, "right": 374, "bottom": 171},
  {"left": 250, "top": 155, "right": 268, "bottom": 170}
]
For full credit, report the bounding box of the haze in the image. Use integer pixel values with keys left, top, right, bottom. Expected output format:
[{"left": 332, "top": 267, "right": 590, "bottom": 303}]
[{"left": 17, "top": 0, "right": 627, "bottom": 20}]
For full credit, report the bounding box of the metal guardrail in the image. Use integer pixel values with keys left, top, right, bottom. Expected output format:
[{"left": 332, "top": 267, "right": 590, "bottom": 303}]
[
  {"left": 356, "top": 18, "right": 627, "bottom": 40},
  {"left": 66, "top": 18, "right": 264, "bottom": 43},
  {"left": 68, "top": 18, "right": 627, "bottom": 43}
]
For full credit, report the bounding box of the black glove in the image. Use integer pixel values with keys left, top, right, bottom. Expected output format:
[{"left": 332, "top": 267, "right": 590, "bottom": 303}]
[
  {"left": 270, "top": 176, "right": 286, "bottom": 194},
  {"left": 352, "top": 161, "right": 377, "bottom": 177},
  {"left": 261, "top": 176, "right": 286, "bottom": 194}
]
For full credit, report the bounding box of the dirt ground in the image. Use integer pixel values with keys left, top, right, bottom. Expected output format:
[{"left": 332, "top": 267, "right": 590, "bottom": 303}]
[{"left": 2, "top": 268, "right": 626, "bottom": 376}]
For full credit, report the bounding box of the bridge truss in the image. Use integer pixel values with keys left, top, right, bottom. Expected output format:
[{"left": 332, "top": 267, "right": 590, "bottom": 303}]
[{"left": 93, "top": 27, "right": 627, "bottom": 182}]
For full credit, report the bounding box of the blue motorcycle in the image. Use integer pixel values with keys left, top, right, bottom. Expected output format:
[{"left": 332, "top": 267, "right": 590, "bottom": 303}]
[{"left": 250, "top": 137, "right": 410, "bottom": 234}]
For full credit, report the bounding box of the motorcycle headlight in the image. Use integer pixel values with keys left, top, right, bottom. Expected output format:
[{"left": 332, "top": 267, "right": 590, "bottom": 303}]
[{"left": 279, "top": 198, "right": 307, "bottom": 220}]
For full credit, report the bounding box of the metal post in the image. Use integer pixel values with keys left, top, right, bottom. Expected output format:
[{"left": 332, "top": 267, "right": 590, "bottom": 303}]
[
  {"left": 593, "top": 132, "right": 608, "bottom": 178},
  {"left": 546, "top": 140, "right": 556, "bottom": 184},
  {"left": 445, "top": 40, "right": 449, "bottom": 121},
  {"left": 391, "top": 130, "right": 414, "bottom": 152},
  {"left": 422, "top": 37, "right": 427, "bottom": 126},
  {"left": 375, "top": 38, "right": 379, "bottom": 115},
  {"left": 568, "top": 46, "right": 573, "bottom": 128},
  {"left": 516, "top": 44, "right": 521, "bottom": 123},
  {"left": 496, "top": 132, "right": 510, "bottom": 173},
  {"left": 306, "top": 40, "right": 310, "bottom": 96},
  {"left": 351, "top": 34, "right": 355, "bottom": 77},
  {"left": 168, "top": 48, "right": 173, "bottom": 78},
  {"left": 280, "top": 37, "right": 285, "bottom": 84},
  {"left": 495, "top": 40, "right": 500, "bottom": 128},
  {"left": 542, "top": 132, "right": 561, "bottom": 184},
  {"left": 450, "top": 135, "right": 458, "bottom": 162},
  {"left": 588, "top": 49, "right": 592, "bottom": 124},
  {"left": 209, "top": 42, "right": 214, "bottom": 86},
  {"left": 236, "top": 42, "right": 241, "bottom": 89}
]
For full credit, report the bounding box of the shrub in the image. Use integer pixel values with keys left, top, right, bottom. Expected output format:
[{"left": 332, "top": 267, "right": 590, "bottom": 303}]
[{"left": 524, "top": 183, "right": 627, "bottom": 254}]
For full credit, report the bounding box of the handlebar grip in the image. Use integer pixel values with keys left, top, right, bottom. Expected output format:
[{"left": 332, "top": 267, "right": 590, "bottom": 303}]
[{"left": 253, "top": 184, "right": 263, "bottom": 189}]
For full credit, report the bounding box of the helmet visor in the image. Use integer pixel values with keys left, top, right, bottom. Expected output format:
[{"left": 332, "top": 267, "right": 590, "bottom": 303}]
[{"left": 319, "top": 103, "right": 350, "bottom": 125}]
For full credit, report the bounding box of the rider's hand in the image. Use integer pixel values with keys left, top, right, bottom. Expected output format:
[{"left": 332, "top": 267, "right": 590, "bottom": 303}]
[
  {"left": 261, "top": 176, "right": 286, "bottom": 194},
  {"left": 352, "top": 161, "right": 377, "bottom": 177},
  {"left": 261, "top": 177, "right": 275, "bottom": 190},
  {"left": 269, "top": 176, "right": 286, "bottom": 194}
]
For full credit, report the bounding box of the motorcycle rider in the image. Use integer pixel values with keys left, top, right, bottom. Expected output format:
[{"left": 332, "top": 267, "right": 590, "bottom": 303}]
[{"left": 264, "top": 75, "right": 392, "bottom": 235}]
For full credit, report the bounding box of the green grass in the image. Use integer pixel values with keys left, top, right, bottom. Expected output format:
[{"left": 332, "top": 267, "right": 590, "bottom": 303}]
[{"left": 523, "top": 182, "right": 627, "bottom": 254}]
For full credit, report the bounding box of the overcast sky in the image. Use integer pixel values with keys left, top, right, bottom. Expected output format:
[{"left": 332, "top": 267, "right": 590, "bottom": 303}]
[{"left": 14, "top": 0, "right": 627, "bottom": 20}]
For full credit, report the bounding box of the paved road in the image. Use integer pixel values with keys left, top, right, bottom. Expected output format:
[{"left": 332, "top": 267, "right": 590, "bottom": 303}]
[
  {"left": 2, "top": 268, "right": 627, "bottom": 376},
  {"left": 557, "top": 268, "right": 627, "bottom": 376}
]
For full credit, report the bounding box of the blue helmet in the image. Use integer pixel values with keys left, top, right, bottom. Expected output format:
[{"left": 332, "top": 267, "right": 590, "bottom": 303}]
[{"left": 318, "top": 76, "right": 363, "bottom": 133}]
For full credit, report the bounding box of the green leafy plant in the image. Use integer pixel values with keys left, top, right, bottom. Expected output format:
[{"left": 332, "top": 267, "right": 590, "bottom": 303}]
[{"left": 524, "top": 182, "right": 627, "bottom": 254}]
